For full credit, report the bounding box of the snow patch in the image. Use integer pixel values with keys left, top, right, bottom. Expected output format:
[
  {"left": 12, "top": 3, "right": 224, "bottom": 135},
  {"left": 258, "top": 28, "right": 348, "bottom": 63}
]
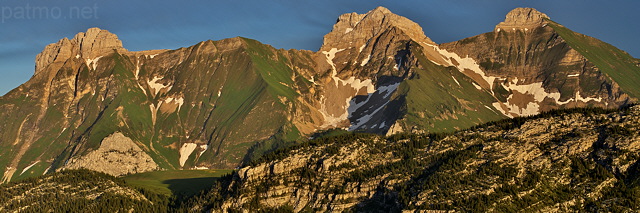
[
  {"left": 148, "top": 54, "right": 159, "bottom": 59},
  {"left": 347, "top": 82, "right": 400, "bottom": 131},
  {"left": 148, "top": 76, "right": 171, "bottom": 96},
  {"left": 179, "top": 143, "right": 198, "bottom": 167},
  {"left": 424, "top": 43, "right": 497, "bottom": 91},
  {"left": 149, "top": 104, "right": 159, "bottom": 125},
  {"left": 575, "top": 91, "right": 602, "bottom": 103},
  {"left": 85, "top": 56, "right": 103, "bottom": 70},
  {"left": 20, "top": 161, "right": 39, "bottom": 175},
  {"left": 135, "top": 60, "right": 141, "bottom": 79},
  {"left": 393, "top": 57, "right": 402, "bottom": 70},
  {"left": 322, "top": 48, "right": 345, "bottom": 87},
  {"left": 319, "top": 47, "right": 378, "bottom": 128},
  {"left": 378, "top": 82, "right": 400, "bottom": 99},
  {"left": 472, "top": 82, "right": 483, "bottom": 90},
  {"left": 75, "top": 54, "right": 80, "bottom": 59},
  {"left": 164, "top": 97, "right": 185, "bottom": 111},
  {"left": 502, "top": 78, "right": 560, "bottom": 103},
  {"left": 361, "top": 55, "right": 371, "bottom": 66},
  {"left": 43, "top": 166, "right": 51, "bottom": 175},
  {"left": 484, "top": 105, "right": 496, "bottom": 113},
  {"left": 359, "top": 44, "right": 366, "bottom": 53},
  {"left": 568, "top": 74, "right": 580, "bottom": 77},
  {"left": 199, "top": 144, "right": 208, "bottom": 156},
  {"left": 491, "top": 79, "right": 560, "bottom": 116},
  {"left": 492, "top": 102, "right": 513, "bottom": 118},
  {"left": 556, "top": 91, "right": 603, "bottom": 104},
  {"left": 490, "top": 77, "right": 601, "bottom": 117},
  {"left": 319, "top": 94, "right": 352, "bottom": 128},
  {"left": 345, "top": 28, "right": 353, "bottom": 33},
  {"left": 452, "top": 76, "right": 461, "bottom": 87},
  {"left": 349, "top": 100, "right": 389, "bottom": 131}
]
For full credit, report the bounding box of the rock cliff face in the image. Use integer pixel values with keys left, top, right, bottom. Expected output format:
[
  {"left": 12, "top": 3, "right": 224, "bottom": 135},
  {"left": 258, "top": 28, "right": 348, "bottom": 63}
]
[
  {"left": 35, "top": 28, "right": 127, "bottom": 75},
  {"left": 441, "top": 8, "right": 635, "bottom": 118},
  {"left": 63, "top": 132, "right": 158, "bottom": 176},
  {"left": 1, "top": 7, "right": 639, "bottom": 182},
  {"left": 197, "top": 105, "right": 640, "bottom": 212},
  {"left": 495, "top": 7, "right": 549, "bottom": 31}
]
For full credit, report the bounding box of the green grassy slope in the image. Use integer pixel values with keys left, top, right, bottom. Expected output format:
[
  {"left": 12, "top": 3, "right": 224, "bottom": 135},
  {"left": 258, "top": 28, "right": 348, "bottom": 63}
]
[
  {"left": 398, "top": 43, "right": 506, "bottom": 132},
  {"left": 549, "top": 21, "right": 640, "bottom": 99},
  {"left": 123, "top": 169, "right": 232, "bottom": 197}
]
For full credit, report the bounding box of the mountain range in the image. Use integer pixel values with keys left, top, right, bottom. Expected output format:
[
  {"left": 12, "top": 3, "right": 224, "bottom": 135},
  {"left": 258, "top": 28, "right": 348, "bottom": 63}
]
[{"left": 1, "top": 7, "right": 639, "bottom": 184}]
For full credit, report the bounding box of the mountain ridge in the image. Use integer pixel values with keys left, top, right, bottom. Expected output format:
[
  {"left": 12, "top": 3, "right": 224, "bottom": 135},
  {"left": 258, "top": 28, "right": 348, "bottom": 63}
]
[{"left": 1, "top": 7, "right": 638, "bottom": 183}]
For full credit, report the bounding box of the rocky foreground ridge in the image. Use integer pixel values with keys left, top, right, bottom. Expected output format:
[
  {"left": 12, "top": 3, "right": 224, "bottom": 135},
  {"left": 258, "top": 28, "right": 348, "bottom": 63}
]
[{"left": 192, "top": 105, "right": 640, "bottom": 212}]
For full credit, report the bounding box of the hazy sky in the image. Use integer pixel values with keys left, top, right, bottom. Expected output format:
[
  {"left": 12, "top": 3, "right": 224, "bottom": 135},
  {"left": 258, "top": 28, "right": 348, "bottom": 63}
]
[{"left": 1, "top": 0, "right": 639, "bottom": 95}]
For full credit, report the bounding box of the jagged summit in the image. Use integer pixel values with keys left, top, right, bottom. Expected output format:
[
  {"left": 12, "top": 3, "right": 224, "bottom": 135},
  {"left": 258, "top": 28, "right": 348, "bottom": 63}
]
[
  {"left": 495, "top": 8, "right": 550, "bottom": 32},
  {"left": 72, "top": 28, "right": 126, "bottom": 59},
  {"left": 320, "top": 6, "right": 434, "bottom": 51},
  {"left": 35, "top": 27, "right": 126, "bottom": 75}
]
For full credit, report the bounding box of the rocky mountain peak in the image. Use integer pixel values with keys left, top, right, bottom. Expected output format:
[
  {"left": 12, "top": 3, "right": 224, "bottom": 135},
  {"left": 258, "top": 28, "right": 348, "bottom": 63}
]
[
  {"left": 320, "top": 6, "right": 434, "bottom": 52},
  {"left": 35, "top": 27, "right": 126, "bottom": 75},
  {"left": 495, "top": 8, "right": 550, "bottom": 32},
  {"left": 71, "top": 27, "right": 126, "bottom": 59}
]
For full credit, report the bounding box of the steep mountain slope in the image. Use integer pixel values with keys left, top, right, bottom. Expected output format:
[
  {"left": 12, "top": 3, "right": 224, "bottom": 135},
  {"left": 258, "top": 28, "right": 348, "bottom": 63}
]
[
  {"left": 312, "top": 6, "right": 506, "bottom": 134},
  {"left": 0, "top": 33, "right": 322, "bottom": 182},
  {"left": 192, "top": 105, "right": 640, "bottom": 212},
  {"left": 440, "top": 8, "right": 637, "bottom": 118},
  {"left": 1, "top": 7, "right": 638, "bottom": 183}
]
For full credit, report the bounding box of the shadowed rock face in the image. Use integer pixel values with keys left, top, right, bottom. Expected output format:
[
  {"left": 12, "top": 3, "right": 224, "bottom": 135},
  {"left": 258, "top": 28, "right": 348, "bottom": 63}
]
[{"left": 1, "top": 7, "right": 639, "bottom": 182}]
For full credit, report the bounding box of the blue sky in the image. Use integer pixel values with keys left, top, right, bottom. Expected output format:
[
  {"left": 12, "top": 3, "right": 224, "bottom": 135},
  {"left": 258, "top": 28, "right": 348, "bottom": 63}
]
[{"left": 1, "top": 0, "right": 639, "bottom": 95}]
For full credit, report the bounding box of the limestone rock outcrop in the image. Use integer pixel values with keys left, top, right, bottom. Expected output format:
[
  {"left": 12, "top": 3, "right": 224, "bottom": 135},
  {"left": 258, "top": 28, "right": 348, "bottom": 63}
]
[
  {"left": 63, "top": 132, "right": 158, "bottom": 176},
  {"left": 35, "top": 27, "right": 126, "bottom": 75},
  {"left": 202, "top": 106, "right": 640, "bottom": 212},
  {"left": 495, "top": 8, "right": 550, "bottom": 32},
  {"left": 322, "top": 6, "right": 434, "bottom": 51}
]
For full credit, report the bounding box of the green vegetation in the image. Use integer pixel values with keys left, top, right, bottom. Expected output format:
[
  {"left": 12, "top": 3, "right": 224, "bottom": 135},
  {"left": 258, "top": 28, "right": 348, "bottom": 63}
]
[
  {"left": 123, "top": 169, "right": 232, "bottom": 198},
  {"left": 548, "top": 21, "right": 640, "bottom": 98},
  {"left": 190, "top": 105, "right": 640, "bottom": 212},
  {"left": 399, "top": 42, "right": 506, "bottom": 132},
  {"left": 243, "top": 37, "right": 298, "bottom": 101},
  {"left": 0, "top": 169, "right": 171, "bottom": 212}
]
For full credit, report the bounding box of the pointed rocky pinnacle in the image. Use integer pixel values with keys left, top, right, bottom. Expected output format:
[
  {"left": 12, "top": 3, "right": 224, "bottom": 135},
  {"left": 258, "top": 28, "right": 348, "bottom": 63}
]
[{"left": 320, "top": 6, "right": 434, "bottom": 52}]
